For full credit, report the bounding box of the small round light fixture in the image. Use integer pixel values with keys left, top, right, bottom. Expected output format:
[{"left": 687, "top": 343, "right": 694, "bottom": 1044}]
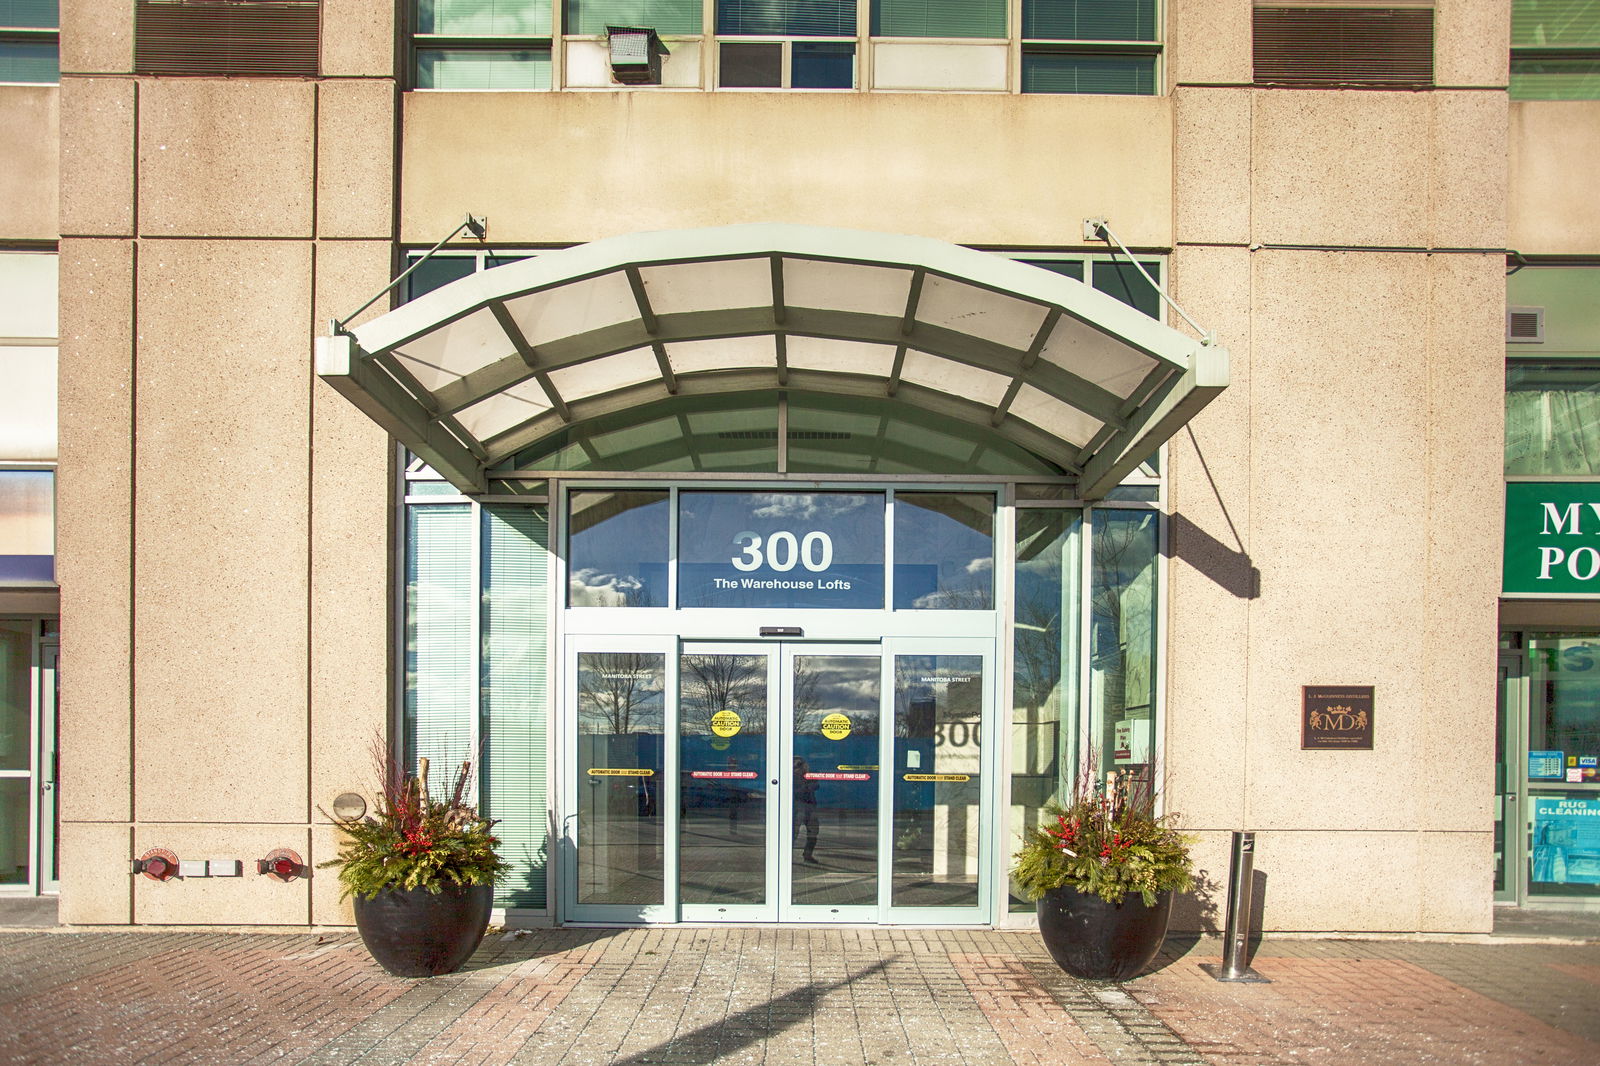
[{"left": 331, "top": 792, "right": 367, "bottom": 821}]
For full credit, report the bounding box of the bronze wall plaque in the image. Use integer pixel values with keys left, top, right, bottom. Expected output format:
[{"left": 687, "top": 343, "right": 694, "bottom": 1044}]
[{"left": 1302, "top": 686, "right": 1374, "bottom": 750}]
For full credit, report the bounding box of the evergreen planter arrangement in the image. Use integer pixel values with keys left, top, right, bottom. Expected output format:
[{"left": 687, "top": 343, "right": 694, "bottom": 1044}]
[
  {"left": 1013, "top": 771, "right": 1193, "bottom": 982},
  {"left": 325, "top": 755, "right": 507, "bottom": 978}
]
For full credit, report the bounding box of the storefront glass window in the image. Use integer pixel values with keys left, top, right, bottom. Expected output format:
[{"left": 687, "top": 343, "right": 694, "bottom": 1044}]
[
  {"left": 568, "top": 490, "right": 670, "bottom": 607},
  {"left": 1505, "top": 362, "right": 1600, "bottom": 476},
  {"left": 480, "top": 504, "right": 551, "bottom": 909},
  {"left": 1009, "top": 507, "right": 1082, "bottom": 911},
  {"left": 0, "top": 471, "right": 54, "bottom": 584},
  {"left": 1090, "top": 509, "right": 1159, "bottom": 790},
  {"left": 892, "top": 654, "right": 984, "bottom": 907},
  {"left": 406, "top": 501, "right": 552, "bottom": 909},
  {"left": 404, "top": 504, "right": 475, "bottom": 775},
  {"left": 893, "top": 493, "right": 994, "bottom": 610}
]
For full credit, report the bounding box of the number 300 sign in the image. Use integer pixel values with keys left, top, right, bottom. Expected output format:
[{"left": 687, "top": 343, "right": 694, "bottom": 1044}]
[{"left": 731, "top": 531, "right": 834, "bottom": 573}]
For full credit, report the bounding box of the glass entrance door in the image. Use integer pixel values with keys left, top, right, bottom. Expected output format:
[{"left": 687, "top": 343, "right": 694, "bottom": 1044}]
[
  {"left": 566, "top": 636, "right": 992, "bottom": 924},
  {"left": 677, "top": 643, "right": 883, "bottom": 923}
]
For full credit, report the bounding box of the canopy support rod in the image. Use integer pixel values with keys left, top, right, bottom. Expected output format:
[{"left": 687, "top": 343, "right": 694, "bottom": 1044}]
[
  {"left": 1084, "top": 218, "right": 1215, "bottom": 346},
  {"left": 331, "top": 214, "right": 487, "bottom": 334}
]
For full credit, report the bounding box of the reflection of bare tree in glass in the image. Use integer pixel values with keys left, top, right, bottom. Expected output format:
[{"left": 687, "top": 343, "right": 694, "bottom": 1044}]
[
  {"left": 681, "top": 654, "right": 767, "bottom": 733},
  {"left": 1091, "top": 514, "right": 1154, "bottom": 791},
  {"left": 1013, "top": 514, "right": 1071, "bottom": 814},
  {"left": 791, "top": 657, "right": 823, "bottom": 730},
  {"left": 578, "top": 653, "right": 661, "bottom": 735}
]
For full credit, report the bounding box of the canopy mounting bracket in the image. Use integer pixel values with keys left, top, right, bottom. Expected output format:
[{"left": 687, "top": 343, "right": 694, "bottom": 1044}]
[
  {"left": 1084, "top": 217, "right": 1216, "bottom": 347},
  {"left": 331, "top": 213, "right": 488, "bottom": 335}
]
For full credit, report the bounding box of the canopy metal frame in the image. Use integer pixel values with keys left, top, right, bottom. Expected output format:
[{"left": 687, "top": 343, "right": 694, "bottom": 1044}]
[{"left": 317, "top": 224, "right": 1228, "bottom": 497}]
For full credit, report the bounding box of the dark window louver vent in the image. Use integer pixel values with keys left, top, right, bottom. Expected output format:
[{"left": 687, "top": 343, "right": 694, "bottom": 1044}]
[
  {"left": 1253, "top": 7, "right": 1434, "bottom": 88},
  {"left": 135, "top": 0, "right": 320, "bottom": 77},
  {"left": 1507, "top": 307, "right": 1545, "bottom": 343}
]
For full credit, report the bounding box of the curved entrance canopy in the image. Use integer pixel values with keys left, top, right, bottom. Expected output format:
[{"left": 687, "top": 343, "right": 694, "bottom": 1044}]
[{"left": 317, "top": 224, "right": 1227, "bottom": 496}]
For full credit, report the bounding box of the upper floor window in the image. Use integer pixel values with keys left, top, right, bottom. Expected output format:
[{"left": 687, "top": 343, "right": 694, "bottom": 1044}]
[
  {"left": 1512, "top": 0, "right": 1600, "bottom": 100},
  {"left": 417, "top": 0, "right": 555, "bottom": 88},
  {"left": 1022, "top": 0, "right": 1159, "bottom": 95},
  {"left": 1506, "top": 266, "right": 1600, "bottom": 477},
  {"left": 716, "top": 0, "right": 855, "bottom": 88},
  {"left": 407, "top": 0, "right": 1162, "bottom": 94},
  {"left": 0, "top": 0, "right": 57, "bottom": 84}
]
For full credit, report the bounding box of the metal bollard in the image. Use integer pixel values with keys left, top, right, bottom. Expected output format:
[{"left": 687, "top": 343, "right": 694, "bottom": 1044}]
[{"left": 1202, "top": 831, "right": 1269, "bottom": 983}]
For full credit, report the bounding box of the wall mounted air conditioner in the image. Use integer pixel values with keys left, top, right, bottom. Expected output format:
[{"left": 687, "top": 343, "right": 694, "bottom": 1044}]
[{"left": 608, "top": 27, "right": 667, "bottom": 85}]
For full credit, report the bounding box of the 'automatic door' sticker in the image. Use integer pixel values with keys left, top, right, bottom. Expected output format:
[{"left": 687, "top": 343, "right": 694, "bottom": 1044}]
[{"left": 820, "top": 713, "right": 851, "bottom": 740}]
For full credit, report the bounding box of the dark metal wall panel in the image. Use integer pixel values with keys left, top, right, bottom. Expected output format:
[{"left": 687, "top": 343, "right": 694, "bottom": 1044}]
[
  {"left": 135, "top": 0, "right": 321, "bottom": 77},
  {"left": 1254, "top": 7, "right": 1434, "bottom": 88}
]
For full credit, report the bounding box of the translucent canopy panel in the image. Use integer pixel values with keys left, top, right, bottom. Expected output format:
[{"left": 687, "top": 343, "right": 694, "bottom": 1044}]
[
  {"left": 318, "top": 224, "right": 1228, "bottom": 495},
  {"left": 497, "top": 391, "right": 1063, "bottom": 476}
]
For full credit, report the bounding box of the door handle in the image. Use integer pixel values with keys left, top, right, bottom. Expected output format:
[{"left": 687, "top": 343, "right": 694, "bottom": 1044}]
[{"left": 770, "top": 779, "right": 778, "bottom": 786}]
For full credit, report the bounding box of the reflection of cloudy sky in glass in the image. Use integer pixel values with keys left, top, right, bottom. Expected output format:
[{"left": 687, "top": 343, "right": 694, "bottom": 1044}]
[
  {"left": 568, "top": 568, "right": 643, "bottom": 607},
  {"left": 752, "top": 492, "right": 870, "bottom": 520},
  {"left": 793, "top": 656, "right": 880, "bottom": 732}
]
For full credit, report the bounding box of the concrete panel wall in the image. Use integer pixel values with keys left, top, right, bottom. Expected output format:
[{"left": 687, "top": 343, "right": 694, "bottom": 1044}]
[
  {"left": 57, "top": 48, "right": 397, "bottom": 919},
  {"left": 400, "top": 92, "right": 1174, "bottom": 248},
  {"left": 309, "top": 239, "right": 394, "bottom": 926},
  {"left": 132, "top": 239, "right": 314, "bottom": 824},
  {"left": 1509, "top": 102, "right": 1600, "bottom": 255},
  {"left": 1166, "top": 79, "right": 1506, "bottom": 933},
  {"left": 0, "top": 86, "right": 59, "bottom": 241}
]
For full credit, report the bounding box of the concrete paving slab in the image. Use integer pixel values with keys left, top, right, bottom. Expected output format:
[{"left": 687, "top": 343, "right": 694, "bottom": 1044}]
[{"left": 0, "top": 927, "right": 1595, "bottom": 1065}]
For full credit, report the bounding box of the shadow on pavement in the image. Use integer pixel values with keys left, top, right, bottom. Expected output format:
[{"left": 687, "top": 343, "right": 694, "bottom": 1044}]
[
  {"left": 452, "top": 926, "right": 621, "bottom": 973},
  {"left": 612, "top": 959, "right": 891, "bottom": 1066}
]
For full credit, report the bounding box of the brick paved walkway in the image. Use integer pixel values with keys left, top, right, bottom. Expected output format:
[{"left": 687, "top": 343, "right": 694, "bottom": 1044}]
[{"left": 0, "top": 928, "right": 1595, "bottom": 1065}]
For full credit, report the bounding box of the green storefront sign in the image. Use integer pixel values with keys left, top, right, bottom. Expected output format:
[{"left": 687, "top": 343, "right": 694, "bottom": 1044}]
[{"left": 1505, "top": 482, "right": 1600, "bottom": 596}]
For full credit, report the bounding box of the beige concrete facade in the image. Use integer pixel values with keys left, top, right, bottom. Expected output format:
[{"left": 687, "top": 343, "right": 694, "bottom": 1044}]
[
  {"left": 52, "top": 34, "right": 396, "bottom": 919},
  {"left": 21, "top": 0, "right": 1585, "bottom": 933}
]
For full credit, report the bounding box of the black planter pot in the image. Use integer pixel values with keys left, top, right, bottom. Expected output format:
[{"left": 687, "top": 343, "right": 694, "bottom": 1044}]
[
  {"left": 352, "top": 883, "right": 493, "bottom": 978},
  {"left": 1037, "top": 886, "right": 1173, "bottom": 981}
]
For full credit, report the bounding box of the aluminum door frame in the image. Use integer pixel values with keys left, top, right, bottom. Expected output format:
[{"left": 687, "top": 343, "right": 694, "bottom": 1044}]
[{"left": 1496, "top": 650, "right": 1525, "bottom": 905}]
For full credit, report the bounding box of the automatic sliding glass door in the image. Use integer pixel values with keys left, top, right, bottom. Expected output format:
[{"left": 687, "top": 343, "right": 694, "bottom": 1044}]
[
  {"left": 565, "top": 636, "right": 993, "bottom": 924},
  {"left": 781, "top": 646, "right": 883, "bottom": 922},
  {"left": 679, "top": 645, "right": 777, "bottom": 921}
]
